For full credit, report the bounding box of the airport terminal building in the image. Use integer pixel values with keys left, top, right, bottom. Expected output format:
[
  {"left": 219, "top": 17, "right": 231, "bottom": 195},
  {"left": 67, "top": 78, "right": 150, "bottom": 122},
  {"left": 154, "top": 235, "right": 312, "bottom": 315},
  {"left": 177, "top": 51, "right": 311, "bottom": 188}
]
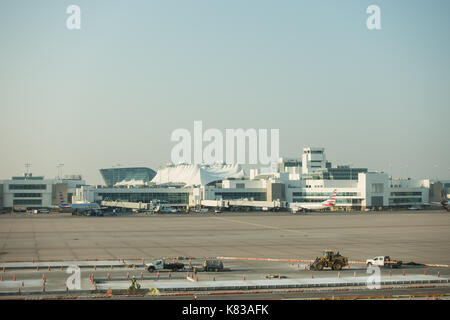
[
  {"left": 0, "top": 174, "right": 85, "bottom": 210},
  {"left": 71, "top": 148, "right": 448, "bottom": 212}
]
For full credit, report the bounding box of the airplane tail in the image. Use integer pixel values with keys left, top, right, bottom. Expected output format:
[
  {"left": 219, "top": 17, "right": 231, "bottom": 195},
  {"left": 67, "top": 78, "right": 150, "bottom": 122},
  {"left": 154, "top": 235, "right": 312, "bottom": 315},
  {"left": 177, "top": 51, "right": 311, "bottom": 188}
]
[
  {"left": 58, "top": 191, "right": 69, "bottom": 208},
  {"left": 441, "top": 190, "right": 447, "bottom": 201},
  {"left": 322, "top": 189, "right": 337, "bottom": 207}
]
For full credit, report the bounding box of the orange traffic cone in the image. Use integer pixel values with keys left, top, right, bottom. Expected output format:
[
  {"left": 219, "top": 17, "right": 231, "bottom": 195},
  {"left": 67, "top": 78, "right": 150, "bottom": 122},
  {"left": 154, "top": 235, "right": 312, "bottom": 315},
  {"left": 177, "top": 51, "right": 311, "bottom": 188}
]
[
  {"left": 157, "top": 271, "right": 160, "bottom": 280},
  {"left": 107, "top": 287, "right": 112, "bottom": 297},
  {"left": 0, "top": 274, "right": 3, "bottom": 281},
  {"left": 424, "top": 269, "right": 427, "bottom": 275},
  {"left": 243, "top": 274, "right": 246, "bottom": 280},
  {"left": 195, "top": 274, "right": 198, "bottom": 282},
  {"left": 13, "top": 273, "right": 16, "bottom": 281},
  {"left": 142, "top": 259, "right": 145, "bottom": 265}
]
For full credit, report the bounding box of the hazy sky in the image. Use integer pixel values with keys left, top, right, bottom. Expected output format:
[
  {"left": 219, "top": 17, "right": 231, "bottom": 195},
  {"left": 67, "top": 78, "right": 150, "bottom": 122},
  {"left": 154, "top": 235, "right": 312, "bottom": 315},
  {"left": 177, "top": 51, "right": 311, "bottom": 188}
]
[{"left": 1, "top": 0, "right": 449, "bottom": 185}]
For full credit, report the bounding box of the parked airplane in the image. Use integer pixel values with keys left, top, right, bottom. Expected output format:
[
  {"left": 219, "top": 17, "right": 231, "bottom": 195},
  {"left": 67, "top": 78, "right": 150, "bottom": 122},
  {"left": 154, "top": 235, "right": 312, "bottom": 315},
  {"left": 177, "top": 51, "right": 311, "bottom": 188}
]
[
  {"left": 57, "top": 192, "right": 101, "bottom": 212},
  {"left": 290, "top": 189, "right": 337, "bottom": 212},
  {"left": 431, "top": 190, "right": 449, "bottom": 212}
]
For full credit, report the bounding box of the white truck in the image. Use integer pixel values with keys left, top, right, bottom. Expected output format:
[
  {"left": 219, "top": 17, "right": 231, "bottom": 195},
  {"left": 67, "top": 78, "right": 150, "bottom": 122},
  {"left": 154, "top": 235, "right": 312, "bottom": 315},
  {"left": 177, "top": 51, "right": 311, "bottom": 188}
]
[
  {"left": 146, "top": 259, "right": 185, "bottom": 272},
  {"left": 366, "top": 256, "right": 402, "bottom": 268}
]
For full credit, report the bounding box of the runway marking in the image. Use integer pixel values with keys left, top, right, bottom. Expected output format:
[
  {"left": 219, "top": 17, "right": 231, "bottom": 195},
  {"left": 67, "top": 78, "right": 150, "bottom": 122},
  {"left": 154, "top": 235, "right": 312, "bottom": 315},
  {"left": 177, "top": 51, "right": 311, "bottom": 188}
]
[{"left": 212, "top": 216, "right": 303, "bottom": 235}]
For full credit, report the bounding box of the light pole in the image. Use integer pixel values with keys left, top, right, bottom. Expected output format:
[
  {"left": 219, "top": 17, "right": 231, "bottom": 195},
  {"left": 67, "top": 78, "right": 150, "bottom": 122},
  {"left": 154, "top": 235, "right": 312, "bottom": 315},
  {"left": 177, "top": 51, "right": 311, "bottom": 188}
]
[{"left": 57, "top": 163, "right": 64, "bottom": 180}]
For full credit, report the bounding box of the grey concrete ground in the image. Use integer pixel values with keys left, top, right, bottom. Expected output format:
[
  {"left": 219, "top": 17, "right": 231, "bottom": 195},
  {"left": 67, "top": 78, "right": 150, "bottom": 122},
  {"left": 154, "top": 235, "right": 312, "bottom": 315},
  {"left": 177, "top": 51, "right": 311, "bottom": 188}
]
[
  {"left": 0, "top": 211, "right": 449, "bottom": 264},
  {"left": 0, "top": 210, "right": 449, "bottom": 299}
]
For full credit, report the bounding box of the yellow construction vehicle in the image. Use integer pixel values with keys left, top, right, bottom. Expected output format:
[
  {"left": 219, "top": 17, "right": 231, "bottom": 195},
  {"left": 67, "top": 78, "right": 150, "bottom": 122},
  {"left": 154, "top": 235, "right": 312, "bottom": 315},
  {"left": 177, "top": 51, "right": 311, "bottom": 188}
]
[{"left": 309, "top": 250, "right": 349, "bottom": 271}]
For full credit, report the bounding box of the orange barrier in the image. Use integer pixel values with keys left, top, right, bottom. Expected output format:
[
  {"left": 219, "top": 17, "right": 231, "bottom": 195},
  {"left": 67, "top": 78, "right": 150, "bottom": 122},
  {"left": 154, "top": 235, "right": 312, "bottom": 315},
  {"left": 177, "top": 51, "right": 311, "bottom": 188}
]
[{"left": 217, "top": 256, "right": 450, "bottom": 267}]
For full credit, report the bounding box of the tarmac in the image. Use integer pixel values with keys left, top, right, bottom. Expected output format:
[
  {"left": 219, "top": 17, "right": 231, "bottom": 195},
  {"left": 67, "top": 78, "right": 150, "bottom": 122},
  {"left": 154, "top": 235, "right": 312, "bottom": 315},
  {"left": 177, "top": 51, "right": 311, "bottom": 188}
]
[{"left": 0, "top": 210, "right": 449, "bottom": 299}]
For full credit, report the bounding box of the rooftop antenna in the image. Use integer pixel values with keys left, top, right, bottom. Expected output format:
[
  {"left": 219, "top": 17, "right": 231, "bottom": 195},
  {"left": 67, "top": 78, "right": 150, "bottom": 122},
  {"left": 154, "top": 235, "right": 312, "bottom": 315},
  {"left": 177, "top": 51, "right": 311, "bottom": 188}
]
[
  {"left": 57, "top": 163, "right": 64, "bottom": 180},
  {"left": 25, "top": 163, "right": 31, "bottom": 177}
]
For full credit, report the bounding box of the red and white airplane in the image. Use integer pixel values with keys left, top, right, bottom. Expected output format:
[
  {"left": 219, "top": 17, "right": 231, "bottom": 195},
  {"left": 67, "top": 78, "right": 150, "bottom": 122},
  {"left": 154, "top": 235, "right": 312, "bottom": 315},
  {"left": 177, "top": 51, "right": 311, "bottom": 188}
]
[
  {"left": 431, "top": 190, "right": 449, "bottom": 212},
  {"left": 290, "top": 189, "right": 337, "bottom": 212}
]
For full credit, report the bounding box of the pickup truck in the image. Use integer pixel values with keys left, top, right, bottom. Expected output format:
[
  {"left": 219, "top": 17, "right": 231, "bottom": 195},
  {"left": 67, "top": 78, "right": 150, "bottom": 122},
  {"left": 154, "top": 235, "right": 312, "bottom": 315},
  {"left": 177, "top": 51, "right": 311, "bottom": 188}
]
[
  {"left": 146, "top": 259, "right": 185, "bottom": 272},
  {"left": 366, "top": 256, "right": 402, "bottom": 268}
]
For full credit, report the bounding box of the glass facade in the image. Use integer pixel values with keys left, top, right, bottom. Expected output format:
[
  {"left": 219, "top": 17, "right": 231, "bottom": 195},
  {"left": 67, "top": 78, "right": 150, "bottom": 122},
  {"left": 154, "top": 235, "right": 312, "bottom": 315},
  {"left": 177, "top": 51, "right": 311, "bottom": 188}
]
[
  {"left": 390, "top": 192, "right": 422, "bottom": 196},
  {"left": 9, "top": 184, "right": 47, "bottom": 190},
  {"left": 14, "top": 193, "right": 42, "bottom": 198},
  {"left": 389, "top": 197, "right": 422, "bottom": 204},
  {"left": 13, "top": 199, "right": 42, "bottom": 205},
  {"left": 214, "top": 192, "right": 266, "bottom": 201},
  {"left": 98, "top": 192, "right": 189, "bottom": 204},
  {"left": 293, "top": 191, "right": 358, "bottom": 197},
  {"left": 302, "top": 167, "right": 367, "bottom": 180},
  {"left": 100, "top": 167, "right": 156, "bottom": 186}
]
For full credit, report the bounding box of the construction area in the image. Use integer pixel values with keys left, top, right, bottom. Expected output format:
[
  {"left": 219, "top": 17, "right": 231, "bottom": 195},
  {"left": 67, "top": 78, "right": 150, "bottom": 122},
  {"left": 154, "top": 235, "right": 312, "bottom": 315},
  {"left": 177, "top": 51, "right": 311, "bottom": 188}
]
[{"left": 0, "top": 210, "right": 449, "bottom": 299}]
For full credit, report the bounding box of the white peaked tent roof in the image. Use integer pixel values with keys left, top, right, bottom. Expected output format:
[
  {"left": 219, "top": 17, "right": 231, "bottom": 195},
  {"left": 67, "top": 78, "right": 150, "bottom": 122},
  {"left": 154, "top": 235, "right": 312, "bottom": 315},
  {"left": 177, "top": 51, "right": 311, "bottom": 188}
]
[{"left": 152, "top": 163, "right": 245, "bottom": 186}]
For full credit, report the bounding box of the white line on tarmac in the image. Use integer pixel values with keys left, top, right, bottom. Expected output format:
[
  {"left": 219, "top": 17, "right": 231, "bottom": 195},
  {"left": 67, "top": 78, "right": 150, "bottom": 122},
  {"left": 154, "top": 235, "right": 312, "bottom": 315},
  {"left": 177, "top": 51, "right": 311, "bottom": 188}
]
[{"left": 212, "top": 216, "right": 303, "bottom": 235}]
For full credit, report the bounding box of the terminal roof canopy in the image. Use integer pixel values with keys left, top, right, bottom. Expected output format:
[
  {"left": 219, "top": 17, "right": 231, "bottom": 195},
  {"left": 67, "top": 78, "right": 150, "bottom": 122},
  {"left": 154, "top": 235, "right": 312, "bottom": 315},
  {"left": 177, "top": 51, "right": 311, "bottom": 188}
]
[{"left": 152, "top": 164, "right": 245, "bottom": 187}]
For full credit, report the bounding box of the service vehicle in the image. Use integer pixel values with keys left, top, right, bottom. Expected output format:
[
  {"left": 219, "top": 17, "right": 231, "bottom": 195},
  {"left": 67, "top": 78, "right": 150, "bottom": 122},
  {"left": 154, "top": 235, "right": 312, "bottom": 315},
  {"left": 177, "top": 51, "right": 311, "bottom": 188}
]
[
  {"left": 146, "top": 259, "right": 185, "bottom": 272},
  {"left": 309, "top": 250, "right": 349, "bottom": 271},
  {"left": 366, "top": 256, "right": 402, "bottom": 268},
  {"left": 202, "top": 259, "right": 224, "bottom": 272}
]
